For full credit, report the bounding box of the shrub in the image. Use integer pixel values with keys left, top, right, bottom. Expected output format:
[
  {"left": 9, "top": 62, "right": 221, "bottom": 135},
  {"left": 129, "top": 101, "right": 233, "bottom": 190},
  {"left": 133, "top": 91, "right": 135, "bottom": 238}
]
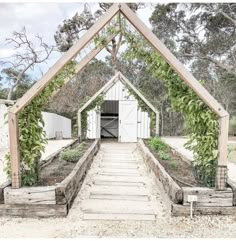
[
  {"left": 148, "top": 137, "right": 168, "bottom": 152},
  {"left": 60, "top": 143, "right": 84, "bottom": 163}
]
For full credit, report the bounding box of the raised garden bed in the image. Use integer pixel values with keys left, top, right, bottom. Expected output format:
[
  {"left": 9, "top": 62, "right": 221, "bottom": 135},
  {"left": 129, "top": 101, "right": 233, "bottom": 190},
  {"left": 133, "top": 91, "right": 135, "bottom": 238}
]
[
  {"left": 0, "top": 139, "right": 100, "bottom": 218},
  {"left": 138, "top": 139, "right": 236, "bottom": 216}
]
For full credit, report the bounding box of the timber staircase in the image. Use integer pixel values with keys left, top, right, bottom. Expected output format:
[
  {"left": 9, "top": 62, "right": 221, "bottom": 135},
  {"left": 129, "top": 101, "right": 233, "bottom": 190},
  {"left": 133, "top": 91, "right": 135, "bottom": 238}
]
[{"left": 78, "top": 142, "right": 164, "bottom": 221}]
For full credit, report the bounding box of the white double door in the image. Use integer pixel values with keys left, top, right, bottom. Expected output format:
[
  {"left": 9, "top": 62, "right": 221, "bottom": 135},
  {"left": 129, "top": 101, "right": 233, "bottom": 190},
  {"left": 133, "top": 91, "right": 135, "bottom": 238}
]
[{"left": 119, "top": 100, "right": 137, "bottom": 142}]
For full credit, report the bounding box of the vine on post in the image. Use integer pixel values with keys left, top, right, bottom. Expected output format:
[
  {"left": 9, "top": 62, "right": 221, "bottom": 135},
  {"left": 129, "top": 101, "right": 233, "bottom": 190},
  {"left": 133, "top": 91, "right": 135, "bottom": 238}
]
[
  {"left": 80, "top": 95, "right": 104, "bottom": 140},
  {"left": 123, "top": 31, "right": 219, "bottom": 187},
  {"left": 5, "top": 61, "right": 76, "bottom": 186}
]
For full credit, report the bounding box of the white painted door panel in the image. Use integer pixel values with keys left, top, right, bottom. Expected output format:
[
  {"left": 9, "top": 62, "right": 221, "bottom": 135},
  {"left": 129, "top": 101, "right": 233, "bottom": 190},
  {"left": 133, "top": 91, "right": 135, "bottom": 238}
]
[{"left": 119, "top": 101, "right": 137, "bottom": 142}]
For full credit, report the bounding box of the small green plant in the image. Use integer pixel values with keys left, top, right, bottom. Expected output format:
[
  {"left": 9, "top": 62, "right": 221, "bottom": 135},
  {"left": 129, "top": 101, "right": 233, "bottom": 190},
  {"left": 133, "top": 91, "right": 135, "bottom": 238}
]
[
  {"left": 148, "top": 137, "right": 168, "bottom": 152},
  {"left": 60, "top": 149, "right": 81, "bottom": 163},
  {"left": 170, "top": 160, "right": 178, "bottom": 169},
  {"left": 60, "top": 143, "right": 85, "bottom": 163},
  {"left": 158, "top": 150, "right": 170, "bottom": 160},
  {"left": 148, "top": 137, "right": 171, "bottom": 160}
]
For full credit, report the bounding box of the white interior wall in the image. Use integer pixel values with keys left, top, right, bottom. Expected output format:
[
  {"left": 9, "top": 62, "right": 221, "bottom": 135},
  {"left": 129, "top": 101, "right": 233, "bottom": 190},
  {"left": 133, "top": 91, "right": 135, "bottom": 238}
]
[
  {"left": 0, "top": 104, "right": 9, "bottom": 149},
  {"left": 86, "top": 110, "right": 97, "bottom": 139},
  {"left": 42, "top": 112, "right": 72, "bottom": 139}
]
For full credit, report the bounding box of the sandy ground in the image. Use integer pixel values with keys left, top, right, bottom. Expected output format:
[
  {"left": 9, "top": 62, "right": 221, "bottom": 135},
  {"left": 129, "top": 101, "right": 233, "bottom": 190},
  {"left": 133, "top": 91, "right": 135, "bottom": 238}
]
[
  {"left": 162, "top": 136, "right": 236, "bottom": 183},
  {"left": 0, "top": 139, "right": 74, "bottom": 184},
  {"left": 0, "top": 142, "right": 236, "bottom": 238},
  {"left": 41, "top": 139, "right": 75, "bottom": 160}
]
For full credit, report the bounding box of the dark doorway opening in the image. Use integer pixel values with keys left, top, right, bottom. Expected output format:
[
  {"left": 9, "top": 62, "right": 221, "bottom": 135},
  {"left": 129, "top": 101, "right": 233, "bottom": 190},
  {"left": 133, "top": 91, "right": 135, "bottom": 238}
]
[{"left": 101, "top": 100, "right": 119, "bottom": 140}]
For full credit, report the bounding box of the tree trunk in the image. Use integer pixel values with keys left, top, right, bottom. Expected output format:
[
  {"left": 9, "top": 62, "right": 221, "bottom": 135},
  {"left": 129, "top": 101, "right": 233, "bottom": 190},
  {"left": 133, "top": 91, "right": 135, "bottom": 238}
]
[{"left": 7, "top": 87, "right": 14, "bottom": 100}]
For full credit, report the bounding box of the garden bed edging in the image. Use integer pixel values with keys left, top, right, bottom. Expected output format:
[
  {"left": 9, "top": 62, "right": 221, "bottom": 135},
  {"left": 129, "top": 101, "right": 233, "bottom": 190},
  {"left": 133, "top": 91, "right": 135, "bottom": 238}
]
[
  {"left": 137, "top": 139, "right": 236, "bottom": 216},
  {"left": 0, "top": 139, "right": 100, "bottom": 218}
]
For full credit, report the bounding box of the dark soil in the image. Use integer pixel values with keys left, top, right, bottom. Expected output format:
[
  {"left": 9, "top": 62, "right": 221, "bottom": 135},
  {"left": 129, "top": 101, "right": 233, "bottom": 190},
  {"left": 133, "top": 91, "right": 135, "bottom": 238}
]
[
  {"left": 37, "top": 140, "right": 92, "bottom": 186},
  {"left": 144, "top": 140, "right": 202, "bottom": 187}
]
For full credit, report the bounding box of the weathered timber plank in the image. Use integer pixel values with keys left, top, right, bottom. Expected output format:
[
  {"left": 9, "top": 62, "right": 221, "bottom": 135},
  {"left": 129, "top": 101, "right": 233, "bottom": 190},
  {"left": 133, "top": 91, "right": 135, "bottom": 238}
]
[
  {"left": 90, "top": 185, "right": 149, "bottom": 196},
  {"left": 93, "top": 180, "right": 145, "bottom": 187},
  {"left": 172, "top": 203, "right": 236, "bottom": 216},
  {"left": 56, "top": 140, "right": 100, "bottom": 206},
  {"left": 182, "top": 187, "right": 233, "bottom": 207},
  {"left": 0, "top": 204, "right": 67, "bottom": 218},
  {"left": 83, "top": 213, "right": 155, "bottom": 221},
  {"left": 0, "top": 180, "right": 11, "bottom": 204},
  {"left": 137, "top": 139, "right": 183, "bottom": 204},
  {"left": 228, "top": 179, "right": 236, "bottom": 206},
  {"left": 4, "top": 186, "right": 56, "bottom": 205},
  {"left": 81, "top": 199, "right": 154, "bottom": 215},
  {"left": 90, "top": 193, "right": 149, "bottom": 201}
]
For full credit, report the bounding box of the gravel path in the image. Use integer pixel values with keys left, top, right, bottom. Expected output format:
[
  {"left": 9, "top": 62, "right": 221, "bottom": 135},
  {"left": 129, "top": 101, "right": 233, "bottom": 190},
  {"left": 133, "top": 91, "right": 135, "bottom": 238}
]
[{"left": 0, "top": 141, "right": 236, "bottom": 238}]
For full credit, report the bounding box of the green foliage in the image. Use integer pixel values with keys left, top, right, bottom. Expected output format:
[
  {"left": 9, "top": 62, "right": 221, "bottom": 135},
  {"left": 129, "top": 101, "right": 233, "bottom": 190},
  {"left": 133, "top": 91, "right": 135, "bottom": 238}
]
[
  {"left": 148, "top": 137, "right": 168, "bottom": 152},
  {"left": 80, "top": 95, "right": 104, "bottom": 140},
  {"left": 158, "top": 150, "right": 171, "bottom": 160},
  {"left": 148, "top": 137, "right": 171, "bottom": 160},
  {"left": 170, "top": 160, "right": 177, "bottom": 169},
  {"left": 229, "top": 116, "right": 236, "bottom": 136},
  {"left": 124, "top": 32, "right": 219, "bottom": 187},
  {"left": 60, "top": 143, "right": 85, "bottom": 163},
  {"left": 5, "top": 61, "right": 76, "bottom": 186}
]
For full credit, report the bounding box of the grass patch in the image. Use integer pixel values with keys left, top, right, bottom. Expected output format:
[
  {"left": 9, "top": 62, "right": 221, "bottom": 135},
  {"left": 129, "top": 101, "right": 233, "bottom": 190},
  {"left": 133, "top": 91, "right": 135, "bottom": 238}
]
[{"left": 228, "top": 143, "right": 236, "bottom": 164}]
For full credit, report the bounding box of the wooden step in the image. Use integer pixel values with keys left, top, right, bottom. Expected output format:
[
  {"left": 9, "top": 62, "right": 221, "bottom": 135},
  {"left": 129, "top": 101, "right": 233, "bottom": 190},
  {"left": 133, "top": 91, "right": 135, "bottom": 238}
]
[
  {"left": 83, "top": 213, "right": 155, "bottom": 221},
  {"left": 90, "top": 185, "right": 149, "bottom": 196},
  {"left": 81, "top": 200, "right": 154, "bottom": 215},
  {"left": 93, "top": 175, "right": 147, "bottom": 183},
  {"left": 90, "top": 193, "right": 149, "bottom": 201},
  {"left": 97, "top": 168, "right": 140, "bottom": 174},
  {"left": 99, "top": 163, "right": 139, "bottom": 169},
  {"left": 93, "top": 180, "right": 145, "bottom": 187},
  {"left": 97, "top": 172, "right": 141, "bottom": 177}
]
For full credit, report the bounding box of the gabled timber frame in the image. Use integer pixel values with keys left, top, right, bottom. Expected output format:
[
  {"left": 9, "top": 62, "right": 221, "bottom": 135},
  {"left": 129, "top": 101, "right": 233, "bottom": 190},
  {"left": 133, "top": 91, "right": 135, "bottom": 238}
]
[
  {"left": 77, "top": 71, "right": 160, "bottom": 140},
  {"left": 8, "top": 3, "right": 229, "bottom": 190}
]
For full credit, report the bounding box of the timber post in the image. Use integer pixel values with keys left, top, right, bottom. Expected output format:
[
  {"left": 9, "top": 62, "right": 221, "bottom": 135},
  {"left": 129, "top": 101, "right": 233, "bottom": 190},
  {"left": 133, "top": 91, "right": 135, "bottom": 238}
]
[
  {"left": 8, "top": 111, "right": 21, "bottom": 188},
  {"left": 216, "top": 115, "right": 229, "bottom": 190}
]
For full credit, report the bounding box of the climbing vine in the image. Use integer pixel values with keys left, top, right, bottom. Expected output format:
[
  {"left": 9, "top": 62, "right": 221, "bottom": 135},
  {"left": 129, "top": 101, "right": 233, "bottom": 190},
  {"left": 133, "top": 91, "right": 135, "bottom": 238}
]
[
  {"left": 5, "top": 61, "right": 76, "bottom": 186},
  {"left": 80, "top": 95, "right": 104, "bottom": 140},
  {"left": 123, "top": 31, "right": 219, "bottom": 187}
]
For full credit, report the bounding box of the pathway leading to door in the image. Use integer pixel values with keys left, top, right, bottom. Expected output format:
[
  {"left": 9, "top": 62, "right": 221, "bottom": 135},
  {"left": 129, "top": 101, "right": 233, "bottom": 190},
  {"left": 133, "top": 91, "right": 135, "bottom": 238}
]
[{"left": 76, "top": 141, "right": 167, "bottom": 221}]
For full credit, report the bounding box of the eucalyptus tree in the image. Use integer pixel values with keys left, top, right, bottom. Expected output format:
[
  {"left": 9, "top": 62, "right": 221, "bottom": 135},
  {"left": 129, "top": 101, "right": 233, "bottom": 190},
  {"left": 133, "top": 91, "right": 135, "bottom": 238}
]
[
  {"left": 0, "top": 28, "right": 54, "bottom": 100},
  {"left": 54, "top": 3, "right": 144, "bottom": 73},
  {"left": 150, "top": 3, "right": 236, "bottom": 115}
]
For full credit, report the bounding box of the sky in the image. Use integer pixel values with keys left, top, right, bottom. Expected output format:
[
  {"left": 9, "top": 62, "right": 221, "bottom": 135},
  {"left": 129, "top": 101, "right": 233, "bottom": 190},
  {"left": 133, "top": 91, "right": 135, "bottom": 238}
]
[{"left": 0, "top": 2, "right": 155, "bottom": 85}]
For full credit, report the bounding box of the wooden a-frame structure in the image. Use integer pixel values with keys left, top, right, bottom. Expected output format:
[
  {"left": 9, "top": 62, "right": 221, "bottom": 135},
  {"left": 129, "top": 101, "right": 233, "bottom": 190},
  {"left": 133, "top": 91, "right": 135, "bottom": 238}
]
[{"left": 8, "top": 3, "right": 229, "bottom": 190}]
